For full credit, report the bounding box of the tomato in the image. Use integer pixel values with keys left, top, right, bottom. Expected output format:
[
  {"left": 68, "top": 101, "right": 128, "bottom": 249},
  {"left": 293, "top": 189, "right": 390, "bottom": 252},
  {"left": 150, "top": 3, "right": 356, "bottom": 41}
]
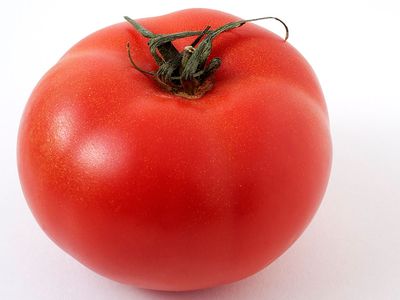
[{"left": 17, "top": 8, "right": 331, "bottom": 291}]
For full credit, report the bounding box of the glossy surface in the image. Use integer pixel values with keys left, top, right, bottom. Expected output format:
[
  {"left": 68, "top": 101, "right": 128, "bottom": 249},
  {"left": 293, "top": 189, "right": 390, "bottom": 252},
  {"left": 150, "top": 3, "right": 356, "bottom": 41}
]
[{"left": 17, "top": 9, "right": 332, "bottom": 291}]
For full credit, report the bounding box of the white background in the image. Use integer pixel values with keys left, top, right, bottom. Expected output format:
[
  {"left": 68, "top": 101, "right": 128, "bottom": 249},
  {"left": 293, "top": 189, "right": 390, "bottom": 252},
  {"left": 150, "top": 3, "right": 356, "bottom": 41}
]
[{"left": 1, "top": 0, "right": 399, "bottom": 299}]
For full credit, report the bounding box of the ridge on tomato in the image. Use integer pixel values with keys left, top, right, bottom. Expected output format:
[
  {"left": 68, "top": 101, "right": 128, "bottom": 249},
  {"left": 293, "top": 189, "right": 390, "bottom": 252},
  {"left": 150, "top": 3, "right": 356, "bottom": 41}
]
[{"left": 18, "top": 8, "right": 331, "bottom": 291}]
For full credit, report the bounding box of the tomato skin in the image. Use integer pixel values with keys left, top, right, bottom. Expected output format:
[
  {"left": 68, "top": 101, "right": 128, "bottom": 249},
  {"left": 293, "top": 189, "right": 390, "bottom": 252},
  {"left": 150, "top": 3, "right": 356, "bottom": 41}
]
[{"left": 17, "top": 8, "right": 331, "bottom": 291}]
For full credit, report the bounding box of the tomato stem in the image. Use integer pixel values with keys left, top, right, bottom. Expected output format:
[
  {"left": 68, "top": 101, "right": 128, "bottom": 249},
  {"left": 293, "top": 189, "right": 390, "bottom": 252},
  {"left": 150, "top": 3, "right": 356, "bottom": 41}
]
[{"left": 124, "top": 16, "right": 289, "bottom": 99}]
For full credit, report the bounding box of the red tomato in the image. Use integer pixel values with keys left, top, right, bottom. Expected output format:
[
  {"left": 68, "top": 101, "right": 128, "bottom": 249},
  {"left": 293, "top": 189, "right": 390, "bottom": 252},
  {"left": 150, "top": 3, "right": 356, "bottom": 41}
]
[{"left": 18, "top": 8, "right": 331, "bottom": 291}]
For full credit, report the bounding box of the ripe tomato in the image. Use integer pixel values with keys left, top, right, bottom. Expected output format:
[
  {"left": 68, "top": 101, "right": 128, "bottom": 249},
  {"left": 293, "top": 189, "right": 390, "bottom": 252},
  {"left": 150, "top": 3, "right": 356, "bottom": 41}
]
[{"left": 17, "top": 8, "right": 331, "bottom": 291}]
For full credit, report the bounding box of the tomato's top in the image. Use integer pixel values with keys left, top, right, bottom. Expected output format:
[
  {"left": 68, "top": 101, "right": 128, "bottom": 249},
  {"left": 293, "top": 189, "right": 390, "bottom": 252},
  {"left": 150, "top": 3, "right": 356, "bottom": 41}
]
[{"left": 60, "top": 8, "right": 327, "bottom": 113}]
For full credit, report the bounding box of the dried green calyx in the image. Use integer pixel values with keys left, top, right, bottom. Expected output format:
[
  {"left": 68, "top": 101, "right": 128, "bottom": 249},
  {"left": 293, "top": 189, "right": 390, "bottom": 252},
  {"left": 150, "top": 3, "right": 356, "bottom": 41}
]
[{"left": 124, "top": 16, "right": 288, "bottom": 99}]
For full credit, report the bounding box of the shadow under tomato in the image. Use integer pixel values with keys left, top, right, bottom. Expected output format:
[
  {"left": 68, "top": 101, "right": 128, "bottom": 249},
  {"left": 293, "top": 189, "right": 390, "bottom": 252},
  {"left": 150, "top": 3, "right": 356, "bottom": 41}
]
[{"left": 123, "top": 261, "right": 287, "bottom": 300}]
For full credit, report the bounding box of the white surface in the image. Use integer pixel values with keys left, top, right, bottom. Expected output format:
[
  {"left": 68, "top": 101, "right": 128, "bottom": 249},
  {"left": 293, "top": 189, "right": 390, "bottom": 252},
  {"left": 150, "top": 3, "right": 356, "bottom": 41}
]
[{"left": 1, "top": 0, "right": 400, "bottom": 299}]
